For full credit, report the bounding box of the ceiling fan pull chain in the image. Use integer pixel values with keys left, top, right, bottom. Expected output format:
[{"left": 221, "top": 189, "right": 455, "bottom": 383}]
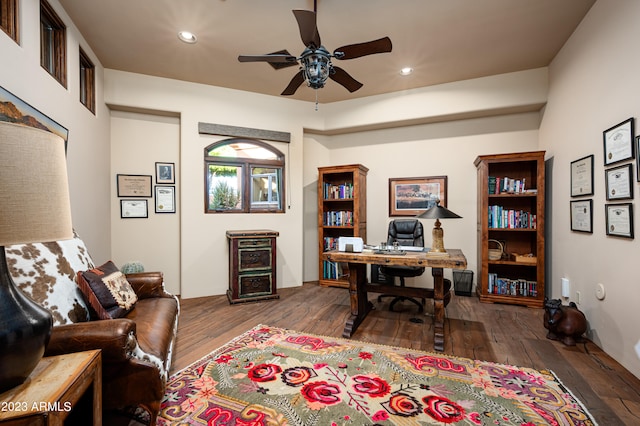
[{"left": 315, "top": 91, "right": 319, "bottom": 111}]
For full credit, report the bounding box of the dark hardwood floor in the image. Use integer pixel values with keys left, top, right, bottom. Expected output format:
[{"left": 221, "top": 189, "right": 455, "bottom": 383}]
[{"left": 172, "top": 282, "right": 640, "bottom": 425}]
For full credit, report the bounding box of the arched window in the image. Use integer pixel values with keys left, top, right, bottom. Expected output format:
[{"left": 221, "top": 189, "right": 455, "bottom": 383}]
[{"left": 205, "top": 138, "right": 285, "bottom": 213}]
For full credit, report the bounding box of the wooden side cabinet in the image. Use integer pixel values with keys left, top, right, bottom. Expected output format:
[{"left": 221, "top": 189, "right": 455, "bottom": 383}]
[
  {"left": 226, "top": 230, "right": 279, "bottom": 304},
  {"left": 474, "top": 151, "right": 546, "bottom": 308}
]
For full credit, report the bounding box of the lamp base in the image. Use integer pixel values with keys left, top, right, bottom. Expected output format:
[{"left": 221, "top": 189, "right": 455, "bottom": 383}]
[{"left": 0, "top": 247, "right": 52, "bottom": 393}]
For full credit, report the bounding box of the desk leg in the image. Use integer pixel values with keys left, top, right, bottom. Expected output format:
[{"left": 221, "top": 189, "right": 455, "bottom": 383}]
[
  {"left": 432, "top": 267, "right": 445, "bottom": 352},
  {"left": 342, "top": 262, "right": 372, "bottom": 338}
]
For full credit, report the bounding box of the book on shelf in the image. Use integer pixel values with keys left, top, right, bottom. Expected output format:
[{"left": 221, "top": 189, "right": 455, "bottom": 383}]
[
  {"left": 323, "top": 210, "right": 354, "bottom": 226},
  {"left": 322, "top": 260, "right": 345, "bottom": 280},
  {"left": 488, "top": 176, "right": 527, "bottom": 194},
  {"left": 487, "top": 273, "right": 537, "bottom": 297},
  {"left": 488, "top": 205, "right": 536, "bottom": 229},
  {"left": 323, "top": 182, "right": 354, "bottom": 199}
]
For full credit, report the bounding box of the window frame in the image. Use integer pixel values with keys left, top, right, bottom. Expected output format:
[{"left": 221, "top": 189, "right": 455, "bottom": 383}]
[
  {"left": 204, "top": 138, "right": 286, "bottom": 214},
  {"left": 79, "top": 47, "right": 95, "bottom": 113},
  {"left": 0, "top": 0, "right": 18, "bottom": 43},
  {"left": 40, "top": 0, "right": 67, "bottom": 87}
]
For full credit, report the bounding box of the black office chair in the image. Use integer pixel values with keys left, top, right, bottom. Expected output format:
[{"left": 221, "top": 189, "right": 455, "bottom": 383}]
[{"left": 377, "top": 219, "right": 427, "bottom": 312}]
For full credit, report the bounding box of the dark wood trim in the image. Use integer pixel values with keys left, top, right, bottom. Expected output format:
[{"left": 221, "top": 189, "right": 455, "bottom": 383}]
[
  {"left": 0, "top": 0, "right": 18, "bottom": 43},
  {"left": 199, "top": 122, "right": 291, "bottom": 143}
]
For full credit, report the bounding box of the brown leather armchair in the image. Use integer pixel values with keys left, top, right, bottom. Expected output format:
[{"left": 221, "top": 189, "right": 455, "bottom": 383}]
[{"left": 45, "top": 272, "right": 179, "bottom": 425}]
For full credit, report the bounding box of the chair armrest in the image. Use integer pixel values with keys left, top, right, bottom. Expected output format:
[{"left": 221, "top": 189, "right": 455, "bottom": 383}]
[
  {"left": 45, "top": 319, "right": 137, "bottom": 363},
  {"left": 126, "top": 272, "right": 172, "bottom": 299}
]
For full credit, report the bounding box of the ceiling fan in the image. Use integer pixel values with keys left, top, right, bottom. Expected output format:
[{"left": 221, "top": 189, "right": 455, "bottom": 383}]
[{"left": 238, "top": 6, "right": 392, "bottom": 96}]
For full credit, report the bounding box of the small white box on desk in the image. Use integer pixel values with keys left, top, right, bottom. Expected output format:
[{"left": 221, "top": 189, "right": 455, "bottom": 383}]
[{"left": 338, "top": 237, "right": 363, "bottom": 252}]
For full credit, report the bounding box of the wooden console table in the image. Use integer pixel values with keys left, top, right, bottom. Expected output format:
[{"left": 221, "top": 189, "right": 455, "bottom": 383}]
[
  {"left": 0, "top": 349, "right": 102, "bottom": 425},
  {"left": 323, "top": 249, "right": 467, "bottom": 352}
]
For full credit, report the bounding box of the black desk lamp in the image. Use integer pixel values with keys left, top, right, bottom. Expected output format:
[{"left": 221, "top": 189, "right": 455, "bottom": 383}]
[{"left": 416, "top": 199, "right": 461, "bottom": 256}]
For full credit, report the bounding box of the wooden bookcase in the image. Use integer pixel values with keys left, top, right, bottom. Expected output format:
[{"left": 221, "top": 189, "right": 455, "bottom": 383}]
[
  {"left": 318, "top": 164, "right": 368, "bottom": 288},
  {"left": 474, "top": 151, "right": 545, "bottom": 308}
]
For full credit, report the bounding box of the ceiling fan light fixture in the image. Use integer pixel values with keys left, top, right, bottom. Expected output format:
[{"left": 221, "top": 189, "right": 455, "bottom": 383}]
[
  {"left": 178, "top": 31, "right": 197, "bottom": 44},
  {"left": 400, "top": 67, "right": 413, "bottom": 76},
  {"left": 301, "top": 47, "right": 331, "bottom": 89}
]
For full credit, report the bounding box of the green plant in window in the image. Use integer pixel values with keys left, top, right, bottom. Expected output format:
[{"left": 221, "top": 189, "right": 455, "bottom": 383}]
[{"left": 210, "top": 180, "right": 239, "bottom": 210}]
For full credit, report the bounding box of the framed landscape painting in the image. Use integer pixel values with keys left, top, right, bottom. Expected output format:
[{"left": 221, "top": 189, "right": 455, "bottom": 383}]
[
  {"left": 0, "top": 85, "right": 68, "bottom": 144},
  {"left": 389, "top": 176, "right": 447, "bottom": 216}
]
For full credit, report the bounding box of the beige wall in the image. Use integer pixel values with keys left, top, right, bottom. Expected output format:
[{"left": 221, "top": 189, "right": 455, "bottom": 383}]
[
  {"left": 539, "top": 0, "right": 640, "bottom": 377},
  {"left": 0, "top": 0, "right": 111, "bottom": 261},
  {"left": 104, "top": 69, "right": 548, "bottom": 298},
  {"left": 104, "top": 70, "right": 322, "bottom": 298},
  {"left": 110, "top": 110, "right": 181, "bottom": 294},
  {"left": 303, "top": 113, "right": 541, "bottom": 286}
]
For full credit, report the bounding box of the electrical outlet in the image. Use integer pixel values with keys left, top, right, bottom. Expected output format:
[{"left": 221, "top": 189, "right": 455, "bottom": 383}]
[{"left": 576, "top": 291, "right": 582, "bottom": 304}]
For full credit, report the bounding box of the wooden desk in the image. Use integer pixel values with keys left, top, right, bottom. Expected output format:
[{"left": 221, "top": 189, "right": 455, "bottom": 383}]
[
  {"left": 323, "top": 249, "right": 467, "bottom": 352},
  {"left": 0, "top": 350, "right": 102, "bottom": 425}
]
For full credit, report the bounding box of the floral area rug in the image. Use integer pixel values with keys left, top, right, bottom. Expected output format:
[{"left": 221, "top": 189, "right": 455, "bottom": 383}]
[{"left": 158, "top": 324, "right": 597, "bottom": 425}]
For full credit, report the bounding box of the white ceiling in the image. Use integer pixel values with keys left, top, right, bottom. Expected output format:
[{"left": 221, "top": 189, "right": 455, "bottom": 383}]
[{"left": 58, "top": 0, "right": 595, "bottom": 104}]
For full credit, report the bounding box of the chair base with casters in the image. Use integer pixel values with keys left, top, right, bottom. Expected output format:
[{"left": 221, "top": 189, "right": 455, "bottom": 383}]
[
  {"left": 377, "top": 276, "right": 453, "bottom": 312},
  {"left": 377, "top": 267, "right": 426, "bottom": 312}
]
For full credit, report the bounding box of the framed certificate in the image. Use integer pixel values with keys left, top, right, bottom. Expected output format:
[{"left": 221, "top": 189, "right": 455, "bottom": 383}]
[
  {"left": 603, "top": 118, "right": 634, "bottom": 166},
  {"left": 155, "top": 185, "right": 176, "bottom": 213},
  {"left": 605, "top": 163, "right": 633, "bottom": 201},
  {"left": 120, "top": 199, "right": 148, "bottom": 218},
  {"left": 570, "top": 155, "right": 594, "bottom": 197},
  {"left": 117, "top": 174, "right": 152, "bottom": 197},
  {"left": 605, "top": 203, "right": 634, "bottom": 239},
  {"left": 636, "top": 135, "right": 640, "bottom": 182},
  {"left": 570, "top": 200, "right": 593, "bottom": 233}
]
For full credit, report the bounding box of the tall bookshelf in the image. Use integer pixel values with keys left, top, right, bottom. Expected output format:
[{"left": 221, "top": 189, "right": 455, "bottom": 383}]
[
  {"left": 318, "top": 164, "right": 368, "bottom": 288},
  {"left": 474, "top": 151, "right": 545, "bottom": 308}
]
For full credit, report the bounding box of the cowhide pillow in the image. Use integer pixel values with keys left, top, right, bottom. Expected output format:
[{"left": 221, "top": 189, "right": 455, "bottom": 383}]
[{"left": 5, "top": 232, "right": 94, "bottom": 325}]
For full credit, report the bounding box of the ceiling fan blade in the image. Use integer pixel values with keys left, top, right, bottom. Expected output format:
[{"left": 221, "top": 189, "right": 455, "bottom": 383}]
[
  {"left": 334, "top": 37, "right": 392, "bottom": 60},
  {"left": 238, "top": 54, "right": 298, "bottom": 64},
  {"left": 293, "top": 9, "right": 321, "bottom": 48},
  {"left": 329, "top": 67, "right": 363, "bottom": 92},
  {"left": 281, "top": 71, "right": 305, "bottom": 96}
]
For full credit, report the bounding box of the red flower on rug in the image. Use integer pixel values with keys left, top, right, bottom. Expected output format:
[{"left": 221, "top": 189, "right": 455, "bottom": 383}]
[
  {"left": 381, "top": 392, "right": 422, "bottom": 417},
  {"left": 351, "top": 374, "right": 391, "bottom": 398},
  {"left": 247, "top": 363, "right": 282, "bottom": 382},
  {"left": 422, "top": 395, "right": 465, "bottom": 423},
  {"left": 300, "top": 380, "right": 342, "bottom": 405}
]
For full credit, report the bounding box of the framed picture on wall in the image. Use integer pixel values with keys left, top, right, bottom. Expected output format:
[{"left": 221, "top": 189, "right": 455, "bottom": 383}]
[
  {"left": 603, "top": 117, "right": 634, "bottom": 166},
  {"left": 605, "top": 203, "right": 634, "bottom": 239},
  {"left": 0, "top": 85, "right": 69, "bottom": 145},
  {"left": 605, "top": 163, "right": 634, "bottom": 201},
  {"left": 117, "top": 174, "right": 152, "bottom": 197},
  {"left": 636, "top": 135, "right": 640, "bottom": 182},
  {"left": 120, "top": 199, "right": 148, "bottom": 218},
  {"left": 570, "top": 155, "right": 594, "bottom": 197},
  {"left": 570, "top": 199, "right": 593, "bottom": 233},
  {"left": 155, "top": 185, "right": 176, "bottom": 213},
  {"left": 155, "top": 162, "right": 175, "bottom": 184},
  {"left": 389, "top": 176, "right": 447, "bottom": 216}
]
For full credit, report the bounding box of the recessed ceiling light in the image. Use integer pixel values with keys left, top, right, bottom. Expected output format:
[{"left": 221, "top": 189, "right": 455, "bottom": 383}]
[
  {"left": 400, "top": 67, "right": 413, "bottom": 76},
  {"left": 178, "top": 31, "right": 197, "bottom": 44}
]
